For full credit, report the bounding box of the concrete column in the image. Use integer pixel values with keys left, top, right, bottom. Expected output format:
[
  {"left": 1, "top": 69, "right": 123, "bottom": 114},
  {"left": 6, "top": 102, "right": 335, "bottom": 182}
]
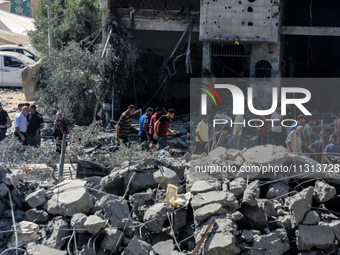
[{"left": 202, "top": 41, "right": 211, "bottom": 71}]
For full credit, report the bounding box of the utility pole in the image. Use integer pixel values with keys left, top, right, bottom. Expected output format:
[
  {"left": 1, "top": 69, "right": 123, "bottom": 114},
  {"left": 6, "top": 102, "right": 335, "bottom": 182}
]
[{"left": 46, "top": 5, "right": 55, "bottom": 54}]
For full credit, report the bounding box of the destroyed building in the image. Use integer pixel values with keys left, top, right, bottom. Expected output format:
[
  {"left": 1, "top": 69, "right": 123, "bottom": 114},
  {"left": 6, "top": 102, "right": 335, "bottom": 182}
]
[{"left": 100, "top": 0, "right": 340, "bottom": 111}]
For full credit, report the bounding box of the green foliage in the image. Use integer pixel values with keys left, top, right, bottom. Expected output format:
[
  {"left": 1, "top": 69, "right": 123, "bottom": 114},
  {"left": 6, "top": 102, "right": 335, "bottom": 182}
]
[
  {"left": 28, "top": 0, "right": 101, "bottom": 54},
  {"left": 0, "top": 138, "right": 59, "bottom": 166}
]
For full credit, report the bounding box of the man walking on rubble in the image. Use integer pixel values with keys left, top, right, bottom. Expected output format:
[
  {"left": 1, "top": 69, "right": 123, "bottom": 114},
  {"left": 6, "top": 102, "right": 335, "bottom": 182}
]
[
  {"left": 195, "top": 115, "right": 210, "bottom": 154},
  {"left": 286, "top": 125, "right": 303, "bottom": 154},
  {"left": 154, "top": 109, "right": 177, "bottom": 150},
  {"left": 149, "top": 107, "right": 162, "bottom": 151},
  {"left": 139, "top": 107, "right": 154, "bottom": 150},
  {"left": 14, "top": 106, "right": 30, "bottom": 145},
  {"left": 116, "top": 104, "right": 136, "bottom": 146},
  {"left": 0, "top": 102, "right": 10, "bottom": 141},
  {"left": 324, "top": 134, "right": 340, "bottom": 164},
  {"left": 27, "top": 104, "right": 44, "bottom": 147}
]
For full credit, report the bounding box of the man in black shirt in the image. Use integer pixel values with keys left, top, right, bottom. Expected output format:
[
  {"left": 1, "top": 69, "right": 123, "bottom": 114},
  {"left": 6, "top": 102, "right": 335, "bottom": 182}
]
[
  {"left": 27, "top": 104, "right": 44, "bottom": 147},
  {"left": 0, "top": 102, "right": 10, "bottom": 141}
]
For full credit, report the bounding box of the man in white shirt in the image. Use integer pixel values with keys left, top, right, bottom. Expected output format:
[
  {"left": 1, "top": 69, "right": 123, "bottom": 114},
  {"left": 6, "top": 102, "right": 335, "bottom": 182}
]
[{"left": 14, "top": 106, "right": 29, "bottom": 145}]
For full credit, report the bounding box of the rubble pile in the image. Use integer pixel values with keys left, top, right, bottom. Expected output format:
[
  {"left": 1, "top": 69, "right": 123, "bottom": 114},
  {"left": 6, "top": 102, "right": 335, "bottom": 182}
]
[{"left": 1, "top": 145, "right": 340, "bottom": 254}]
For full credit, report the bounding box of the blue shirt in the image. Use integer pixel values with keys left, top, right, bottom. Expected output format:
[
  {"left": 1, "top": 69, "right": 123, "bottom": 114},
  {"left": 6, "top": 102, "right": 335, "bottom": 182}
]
[
  {"left": 324, "top": 143, "right": 340, "bottom": 163},
  {"left": 15, "top": 112, "right": 28, "bottom": 132},
  {"left": 139, "top": 114, "right": 150, "bottom": 137},
  {"left": 310, "top": 140, "right": 324, "bottom": 163}
]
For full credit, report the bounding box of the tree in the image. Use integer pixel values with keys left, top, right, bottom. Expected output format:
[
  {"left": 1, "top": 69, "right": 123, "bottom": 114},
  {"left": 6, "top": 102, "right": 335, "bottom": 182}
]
[
  {"left": 28, "top": 0, "right": 139, "bottom": 125},
  {"left": 28, "top": 0, "right": 102, "bottom": 54}
]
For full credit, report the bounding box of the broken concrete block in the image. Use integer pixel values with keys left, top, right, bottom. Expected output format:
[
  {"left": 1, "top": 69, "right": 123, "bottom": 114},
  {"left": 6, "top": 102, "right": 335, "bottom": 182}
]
[
  {"left": 314, "top": 180, "right": 336, "bottom": 203},
  {"left": 153, "top": 167, "right": 181, "bottom": 190},
  {"left": 242, "top": 204, "right": 268, "bottom": 230},
  {"left": 208, "top": 147, "right": 227, "bottom": 158},
  {"left": 153, "top": 239, "right": 175, "bottom": 255},
  {"left": 124, "top": 169, "right": 158, "bottom": 194},
  {"left": 84, "top": 215, "right": 106, "bottom": 234},
  {"left": 100, "top": 169, "right": 129, "bottom": 195},
  {"left": 328, "top": 220, "right": 340, "bottom": 242},
  {"left": 286, "top": 186, "right": 313, "bottom": 228},
  {"left": 25, "top": 188, "right": 46, "bottom": 208},
  {"left": 47, "top": 186, "right": 95, "bottom": 217},
  {"left": 296, "top": 225, "right": 335, "bottom": 251},
  {"left": 241, "top": 230, "right": 253, "bottom": 243},
  {"left": 266, "top": 181, "right": 290, "bottom": 199},
  {"left": 45, "top": 217, "right": 70, "bottom": 249},
  {"left": 303, "top": 211, "right": 320, "bottom": 225},
  {"left": 190, "top": 180, "right": 221, "bottom": 194},
  {"left": 226, "top": 149, "right": 242, "bottom": 159},
  {"left": 228, "top": 156, "right": 244, "bottom": 166},
  {"left": 158, "top": 150, "right": 172, "bottom": 166},
  {"left": 204, "top": 232, "right": 240, "bottom": 255},
  {"left": 94, "top": 194, "right": 129, "bottom": 228},
  {"left": 242, "top": 180, "right": 260, "bottom": 207},
  {"left": 70, "top": 213, "right": 87, "bottom": 233},
  {"left": 232, "top": 211, "right": 243, "bottom": 221},
  {"left": 3, "top": 172, "right": 20, "bottom": 187},
  {"left": 144, "top": 203, "right": 171, "bottom": 233},
  {"left": 101, "top": 227, "right": 123, "bottom": 252},
  {"left": 191, "top": 191, "right": 239, "bottom": 211},
  {"left": 194, "top": 203, "right": 227, "bottom": 223},
  {"left": 248, "top": 232, "right": 290, "bottom": 255},
  {"left": 0, "top": 183, "right": 8, "bottom": 199},
  {"left": 121, "top": 236, "right": 153, "bottom": 255},
  {"left": 229, "top": 177, "right": 246, "bottom": 198},
  {"left": 173, "top": 209, "right": 188, "bottom": 233},
  {"left": 26, "top": 243, "right": 67, "bottom": 255},
  {"left": 258, "top": 199, "right": 277, "bottom": 219},
  {"left": 25, "top": 209, "right": 48, "bottom": 223}
]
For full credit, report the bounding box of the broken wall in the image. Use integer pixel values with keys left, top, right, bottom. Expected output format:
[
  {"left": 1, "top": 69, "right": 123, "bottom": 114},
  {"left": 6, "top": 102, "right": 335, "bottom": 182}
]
[{"left": 200, "top": 0, "right": 280, "bottom": 42}]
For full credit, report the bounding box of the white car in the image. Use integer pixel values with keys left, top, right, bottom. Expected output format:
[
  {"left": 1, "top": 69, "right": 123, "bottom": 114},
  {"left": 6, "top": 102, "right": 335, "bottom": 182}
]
[
  {"left": 0, "top": 44, "right": 39, "bottom": 61},
  {"left": 0, "top": 52, "right": 36, "bottom": 87}
]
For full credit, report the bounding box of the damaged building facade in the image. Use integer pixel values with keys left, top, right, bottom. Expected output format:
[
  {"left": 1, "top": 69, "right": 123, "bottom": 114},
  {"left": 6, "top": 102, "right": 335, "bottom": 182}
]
[{"left": 100, "top": 0, "right": 340, "bottom": 112}]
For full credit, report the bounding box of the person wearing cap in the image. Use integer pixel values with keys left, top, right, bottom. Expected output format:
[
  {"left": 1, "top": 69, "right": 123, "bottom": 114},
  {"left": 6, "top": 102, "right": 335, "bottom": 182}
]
[
  {"left": 14, "top": 106, "right": 30, "bottom": 145},
  {"left": 27, "top": 104, "right": 44, "bottom": 147},
  {"left": 0, "top": 102, "right": 10, "bottom": 141},
  {"left": 288, "top": 114, "right": 306, "bottom": 134}
]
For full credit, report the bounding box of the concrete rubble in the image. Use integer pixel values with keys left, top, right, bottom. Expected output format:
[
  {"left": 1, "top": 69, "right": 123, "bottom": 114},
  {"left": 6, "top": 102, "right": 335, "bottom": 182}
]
[{"left": 1, "top": 145, "right": 340, "bottom": 254}]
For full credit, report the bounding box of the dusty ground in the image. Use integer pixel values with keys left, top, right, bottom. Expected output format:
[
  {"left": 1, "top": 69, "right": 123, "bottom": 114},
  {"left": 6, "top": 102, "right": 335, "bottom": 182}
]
[{"left": 0, "top": 89, "right": 33, "bottom": 127}]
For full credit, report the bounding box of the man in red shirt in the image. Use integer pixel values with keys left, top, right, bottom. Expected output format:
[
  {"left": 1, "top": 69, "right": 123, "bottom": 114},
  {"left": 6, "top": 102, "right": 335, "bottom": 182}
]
[
  {"left": 153, "top": 109, "right": 177, "bottom": 150},
  {"left": 149, "top": 107, "right": 162, "bottom": 151}
]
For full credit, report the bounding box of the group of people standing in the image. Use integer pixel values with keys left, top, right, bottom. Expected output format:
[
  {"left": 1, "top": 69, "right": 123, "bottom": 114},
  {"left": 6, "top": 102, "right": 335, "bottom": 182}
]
[
  {"left": 194, "top": 107, "right": 340, "bottom": 164},
  {"left": 115, "top": 105, "right": 177, "bottom": 151},
  {"left": 0, "top": 102, "right": 44, "bottom": 147}
]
